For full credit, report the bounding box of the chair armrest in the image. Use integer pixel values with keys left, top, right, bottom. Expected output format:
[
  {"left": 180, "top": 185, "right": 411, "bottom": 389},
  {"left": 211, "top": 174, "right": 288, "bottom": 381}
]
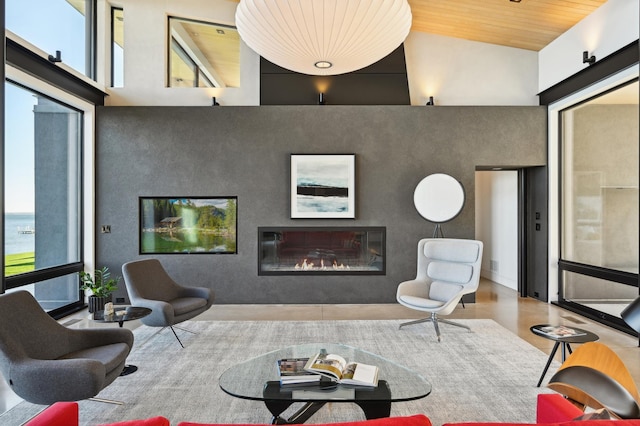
[
  {"left": 397, "top": 279, "right": 430, "bottom": 300},
  {"left": 179, "top": 286, "right": 212, "bottom": 303},
  {"left": 68, "top": 327, "right": 134, "bottom": 351},
  {"left": 132, "top": 299, "right": 175, "bottom": 326}
]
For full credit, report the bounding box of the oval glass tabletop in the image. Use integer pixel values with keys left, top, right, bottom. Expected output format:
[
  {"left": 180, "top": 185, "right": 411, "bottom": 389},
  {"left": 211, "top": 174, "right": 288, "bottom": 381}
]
[
  {"left": 92, "top": 306, "right": 152, "bottom": 324},
  {"left": 219, "top": 343, "right": 432, "bottom": 403}
]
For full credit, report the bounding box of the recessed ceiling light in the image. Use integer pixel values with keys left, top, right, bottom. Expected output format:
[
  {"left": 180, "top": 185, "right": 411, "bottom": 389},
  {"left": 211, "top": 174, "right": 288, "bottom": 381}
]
[
  {"left": 217, "top": 29, "right": 225, "bottom": 35},
  {"left": 314, "top": 61, "right": 333, "bottom": 69}
]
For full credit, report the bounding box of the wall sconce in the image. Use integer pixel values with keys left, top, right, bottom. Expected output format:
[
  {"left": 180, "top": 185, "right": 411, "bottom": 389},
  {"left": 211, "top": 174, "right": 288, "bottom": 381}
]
[
  {"left": 583, "top": 51, "right": 596, "bottom": 65},
  {"left": 318, "top": 93, "right": 326, "bottom": 105},
  {"left": 425, "top": 96, "right": 435, "bottom": 106},
  {"left": 48, "top": 50, "right": 62, "bottom": 63},
  {"left": 212, "top": 97, "right": 220, "bottom": 106}
]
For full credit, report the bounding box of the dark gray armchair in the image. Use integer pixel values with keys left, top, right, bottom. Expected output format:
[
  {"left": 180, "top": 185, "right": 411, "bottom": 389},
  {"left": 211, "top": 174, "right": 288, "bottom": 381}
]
[
  {"left": 0, "top": 291, "right": 134, "bottom": 405},
  {"left": 122, "top": 259, "right": 213, "bottom": 347}
]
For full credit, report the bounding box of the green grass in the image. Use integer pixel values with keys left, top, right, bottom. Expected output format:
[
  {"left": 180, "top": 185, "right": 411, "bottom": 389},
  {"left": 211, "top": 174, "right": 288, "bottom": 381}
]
[{"left": 5, "top": 252, "right": 35, "bottom": 276}]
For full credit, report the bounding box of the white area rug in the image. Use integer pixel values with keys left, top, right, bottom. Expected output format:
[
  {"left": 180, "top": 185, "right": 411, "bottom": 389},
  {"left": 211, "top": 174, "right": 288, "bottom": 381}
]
[{"left": 1, "top": 319, "right": 557, "bottom": 425}]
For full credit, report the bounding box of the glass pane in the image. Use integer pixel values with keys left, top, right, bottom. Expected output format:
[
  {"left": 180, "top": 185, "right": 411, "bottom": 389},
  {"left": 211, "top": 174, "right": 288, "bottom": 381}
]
[
  {"left": 112, "top": 7, "right": 124, "bottom": 88},
  {"left": 4, "top": 82, "right": 82, "bottom": 277},
  {"left": 168, "top": 17, "right": 240, "bottom": 88},
  {"left": 198, "top": 70, "right": 213, "bottom": 88},
  {"left": 170, "top": 39, "right": 197, "bottom": 88},
  {"left": 563, "top": 270, "right": 638, "bottom": 318},
  {"left": 561, "top": 81, "right": 639, "bottom": 273},
  {"left": 6, "top": 273, "right": 80, "bottom": 313},
  {"left": 6, "top": 0, "right": 92, "bottom": 78}
]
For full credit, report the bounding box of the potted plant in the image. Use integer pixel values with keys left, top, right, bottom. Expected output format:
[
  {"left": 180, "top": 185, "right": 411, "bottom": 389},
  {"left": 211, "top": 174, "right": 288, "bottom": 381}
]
[{"left": 80, "top": 266, "right": 120, "bottom": 313}]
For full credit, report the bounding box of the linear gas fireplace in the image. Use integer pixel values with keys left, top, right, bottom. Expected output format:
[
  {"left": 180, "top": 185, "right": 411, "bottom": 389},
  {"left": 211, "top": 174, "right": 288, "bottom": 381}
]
[{"left": 258, "top": 227, "right": 385, "bottom": 275}]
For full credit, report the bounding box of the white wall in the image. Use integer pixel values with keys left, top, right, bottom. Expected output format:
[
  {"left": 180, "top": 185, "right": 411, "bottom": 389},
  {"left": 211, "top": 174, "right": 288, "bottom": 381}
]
[
  {"left": 101, "top": 0, "right": 260, "bottom": 106},
  {"left": 475, "top": 171, "right": 519, "bottom": 290},
  {"left": 94, "top": 0, "right": 636, "bottom": 106},
  {"left": 539, "top": 0, "right": 639, "bottom": 92},
  {"left": 99, "top": 1, "right": 540, "bottom": 107},
  {"left": 404, "top": 32, "right": 539, "bottom": 106}
]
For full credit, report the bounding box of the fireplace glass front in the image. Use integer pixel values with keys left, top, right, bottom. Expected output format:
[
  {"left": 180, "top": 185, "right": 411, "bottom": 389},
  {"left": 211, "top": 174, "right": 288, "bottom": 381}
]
[{"left": 258, "top": 227, "right": 385, "bottom": 275}]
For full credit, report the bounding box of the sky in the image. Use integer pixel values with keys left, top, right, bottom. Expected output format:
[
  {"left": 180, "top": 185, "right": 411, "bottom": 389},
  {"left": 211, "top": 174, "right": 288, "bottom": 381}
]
[{"left": 4, "top": 0, "right": 86, "bottom": 213}]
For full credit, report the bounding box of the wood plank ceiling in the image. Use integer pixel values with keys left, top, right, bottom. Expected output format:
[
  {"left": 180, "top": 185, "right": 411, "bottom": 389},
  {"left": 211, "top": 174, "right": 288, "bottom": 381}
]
[{"left": 409, "top": 0, "right": 607, "bottom": 51}]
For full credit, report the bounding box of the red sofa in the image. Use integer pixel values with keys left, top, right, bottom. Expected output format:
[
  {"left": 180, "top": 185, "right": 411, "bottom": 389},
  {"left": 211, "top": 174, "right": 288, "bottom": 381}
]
[
  {"left": 23, "top": 394, "right": 640, "bottom": 426},
  {"left": 23, "top": 404, "right": 428, "bottom": 426}
]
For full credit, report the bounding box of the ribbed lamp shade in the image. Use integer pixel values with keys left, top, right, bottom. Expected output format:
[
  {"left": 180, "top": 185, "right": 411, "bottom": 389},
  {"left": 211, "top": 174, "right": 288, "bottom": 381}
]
[
  {"left": 235, "top": 0, "right": 412, "bottom": 76},
  {"left": 621, "top": 296, "right": 640, "bottom": 333}
]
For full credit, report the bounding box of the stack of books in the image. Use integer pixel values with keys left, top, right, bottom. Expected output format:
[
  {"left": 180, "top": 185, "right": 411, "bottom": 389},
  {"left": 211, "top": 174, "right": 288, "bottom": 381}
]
[{"left": 276, "top": 358, "right": 321, "bottom": 385}]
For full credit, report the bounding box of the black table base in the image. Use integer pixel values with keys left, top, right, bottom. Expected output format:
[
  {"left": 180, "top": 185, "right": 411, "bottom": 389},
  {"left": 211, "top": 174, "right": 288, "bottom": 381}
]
[{"left": 263, "top": 381, "right": 391, "bottom": 424}]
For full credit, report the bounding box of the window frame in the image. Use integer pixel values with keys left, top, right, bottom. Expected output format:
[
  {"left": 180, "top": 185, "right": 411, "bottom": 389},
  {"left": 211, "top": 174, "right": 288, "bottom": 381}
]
[
  {"left": 555, "top": 74, "right": 639, "bottom": 334},
  {"left": 4, "top": 62, "right": 98, "bottom": 318},
  {"left": 111, "top": 6, "right": 124, "bottom": 88}
]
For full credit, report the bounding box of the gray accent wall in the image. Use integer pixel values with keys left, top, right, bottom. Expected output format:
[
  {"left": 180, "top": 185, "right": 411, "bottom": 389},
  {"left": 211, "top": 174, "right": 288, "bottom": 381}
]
[{"left": 96, "top": 106, "right": 546, "bottom": 304}]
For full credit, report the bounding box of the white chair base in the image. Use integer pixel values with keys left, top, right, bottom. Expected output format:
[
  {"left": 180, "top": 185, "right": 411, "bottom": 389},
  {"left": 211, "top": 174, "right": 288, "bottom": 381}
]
[{"left": 399, "top": 313, "right": 471, "bottom": 342}]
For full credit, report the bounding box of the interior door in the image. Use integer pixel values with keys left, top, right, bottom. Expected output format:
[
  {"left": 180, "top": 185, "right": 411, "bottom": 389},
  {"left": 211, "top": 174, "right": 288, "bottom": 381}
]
[{"left": 521, "top": 166, "right": 548, "bottom": 301}]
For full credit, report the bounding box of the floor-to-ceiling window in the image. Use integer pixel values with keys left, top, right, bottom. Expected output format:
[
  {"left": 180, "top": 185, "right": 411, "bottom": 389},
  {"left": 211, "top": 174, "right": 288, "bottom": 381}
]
[
  {"left": 559, "top": 79, "right": 639, "bottom": 329},
  {"left": 4, "top": 82, "right": 83, "bottom": 313},
  {"left": 3, "top": 0, "right": 100, "bottom": 317}
]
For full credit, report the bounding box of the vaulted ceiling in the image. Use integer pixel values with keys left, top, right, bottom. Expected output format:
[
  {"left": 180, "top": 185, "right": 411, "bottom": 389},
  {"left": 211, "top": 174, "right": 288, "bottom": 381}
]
[
  {"left": 230, "top": 0, "right": 607, "bottom": 52},
  {"left": 409, "top": 0, "right": 607, "bottom": 51}
]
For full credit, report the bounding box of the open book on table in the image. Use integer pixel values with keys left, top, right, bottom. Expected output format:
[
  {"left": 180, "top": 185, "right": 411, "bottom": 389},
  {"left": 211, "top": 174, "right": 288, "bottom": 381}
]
[
  {"left": 277, "top": 358, "right": 322, "bottom": 385},
  {"left": 303, "top": 351, "right": 379, "bottom": 387},
  {"left": 535, "top": 325, "right": 586, "bottom": 338}
]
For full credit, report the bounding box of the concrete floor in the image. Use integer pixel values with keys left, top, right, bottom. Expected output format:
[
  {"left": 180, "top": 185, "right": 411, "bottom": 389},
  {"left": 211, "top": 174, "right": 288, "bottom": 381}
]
[{"left": 1, "top": 278, "right": 638, "bottom": 415}]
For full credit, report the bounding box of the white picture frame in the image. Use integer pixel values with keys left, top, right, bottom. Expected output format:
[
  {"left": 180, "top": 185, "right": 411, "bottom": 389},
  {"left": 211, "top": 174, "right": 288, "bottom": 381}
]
[{"left": 290, "top": 154, "right": 356, "bottom": 219}]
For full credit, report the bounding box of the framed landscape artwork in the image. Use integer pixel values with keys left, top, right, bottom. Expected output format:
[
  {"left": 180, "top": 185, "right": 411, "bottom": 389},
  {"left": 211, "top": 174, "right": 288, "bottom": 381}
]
[
  {"left": 139, "top": 196, "right": 237, "bottom": 254},
  {"left": 290, "top": 154, "right": 356, "bottom": 219}
]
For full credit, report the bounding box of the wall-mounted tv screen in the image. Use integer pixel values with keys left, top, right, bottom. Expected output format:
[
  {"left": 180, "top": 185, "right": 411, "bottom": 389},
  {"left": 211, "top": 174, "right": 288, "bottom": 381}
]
[{"left": 139, "top": 197, "right": 237, "bottom": 254}]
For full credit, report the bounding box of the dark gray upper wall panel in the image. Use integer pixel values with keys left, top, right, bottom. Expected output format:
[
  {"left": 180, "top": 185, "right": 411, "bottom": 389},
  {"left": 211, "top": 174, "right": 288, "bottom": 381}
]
[
  {"left": 96, "top": 105, "right": 546, "bottom": 304},
  {"left": 260, "top": 45, "right": 410, "bottom": 105}
]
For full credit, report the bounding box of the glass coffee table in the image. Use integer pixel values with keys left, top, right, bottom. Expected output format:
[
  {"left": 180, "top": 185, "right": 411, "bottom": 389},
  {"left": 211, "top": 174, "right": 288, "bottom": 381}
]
[{"left": 219, "top": 343, "right": 431, "bottom": 424}]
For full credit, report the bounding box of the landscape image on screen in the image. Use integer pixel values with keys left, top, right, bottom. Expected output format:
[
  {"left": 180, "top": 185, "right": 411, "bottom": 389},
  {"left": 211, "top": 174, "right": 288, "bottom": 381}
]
[{"left": 140, "top": 197, "right": 237, "bottom": 254}]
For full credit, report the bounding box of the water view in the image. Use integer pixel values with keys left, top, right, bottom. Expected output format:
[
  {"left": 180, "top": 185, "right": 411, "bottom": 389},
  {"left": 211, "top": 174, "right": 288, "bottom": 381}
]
[
  {"left": 5, "top": 213, "right": 36, "bottom": 277},
  {"left": 5, "top": 213, "right": 35, "bottom": 255}
]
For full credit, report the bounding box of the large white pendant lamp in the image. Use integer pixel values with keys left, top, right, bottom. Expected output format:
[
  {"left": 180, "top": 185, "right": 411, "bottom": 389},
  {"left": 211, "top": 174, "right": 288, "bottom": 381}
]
[{"left": 235, "top": 0, "right": 412, "bottom": 76}]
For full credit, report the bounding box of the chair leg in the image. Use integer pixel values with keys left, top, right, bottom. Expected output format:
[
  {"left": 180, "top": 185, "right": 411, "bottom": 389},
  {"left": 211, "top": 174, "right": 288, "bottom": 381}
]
[
  {"left": 399, "top": 313, "right": 470, "bottom": 343},
  {"left": 173, "top": 325, "right": 197, "bottom": 335},
  {"left": 399, "top": 313, "right": 443, "bottom": 342},
  {"left": 136, "top": 326, "right": 189, "bottom": 348},
  {"left": 169, "top": 326, "right": 185, "bottom": 348},
  {"left": 438, "top": 318, "right": 472, "bottom": 332},
  {"left": 89, "top": 397, "right": 124, "bottom": 405},
  {"left": 431, "top": 314, "right": 442, "bottom": 342},
  {"left": 399, "top": 317, "right": 432, "bottom": 329}
]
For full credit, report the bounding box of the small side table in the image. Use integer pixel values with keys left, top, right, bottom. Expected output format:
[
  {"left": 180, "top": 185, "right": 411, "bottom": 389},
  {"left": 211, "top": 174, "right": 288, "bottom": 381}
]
[
  {"left": 92, "top": 306, "right": 152, "bottom": 376},
  {"left": 530, "top": 324, "right": 599, "bottom": 387}
]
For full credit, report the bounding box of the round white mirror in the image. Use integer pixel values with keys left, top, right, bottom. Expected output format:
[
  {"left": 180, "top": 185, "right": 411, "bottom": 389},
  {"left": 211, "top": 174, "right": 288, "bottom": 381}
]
[{"left": 413, "top": 173, "right": 465, "bottom": 223}]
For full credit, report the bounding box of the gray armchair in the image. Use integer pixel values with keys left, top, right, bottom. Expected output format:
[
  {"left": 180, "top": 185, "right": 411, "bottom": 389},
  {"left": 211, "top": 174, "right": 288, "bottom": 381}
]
[
  {"left": 0, "top": 290, "right": 134, "bottom": 405},
  {"left": 397, "top": 238, "right": 483, "bottom": 342},
  {"left": 122, "top": 258, "right": 213, "bottom": 347}
]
